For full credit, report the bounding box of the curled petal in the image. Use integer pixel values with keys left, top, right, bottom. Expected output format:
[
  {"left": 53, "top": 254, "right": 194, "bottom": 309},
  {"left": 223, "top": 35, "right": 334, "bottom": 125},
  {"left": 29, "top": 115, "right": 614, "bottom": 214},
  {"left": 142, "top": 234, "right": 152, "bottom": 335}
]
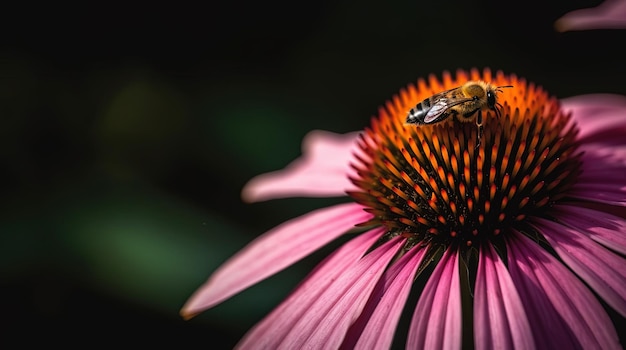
[
  {"left": 560, "top": 94, "right": 626, "bottom": 142},
  {"left": 474, "top": 244, "right": 534, "bottom": 350},
  {"left": 580, "top": 143, "right": 626, "bottom": 165},
  {"left": 407, "top": 248, "right": 462, "bottom": 350},
  {"left": 508, "top": 230, "right": 621, "bottom": 349},
  {"left": 531, "top": 217, "right": 626, "bottom": 317},
  {"left": 241, "top": 130, "right": 362, "bottom": 202},
  {"left": 343, "top": 246, "right": 427, "bottom": 350},
  {"left": 181, "top": 202, "right": 372, "bottom": 318},
  {"left": 552, "top": 204, "right": 626, "bottom": 255},
  {"left": 555, "top": 0, "right": 626, "bottom": 32},
  {"left": 236, "top": 228, "right": 384, "bottom": 350},
  {"left": 569, "top": 184, "right": 626, "bottom": 207},
  {"left": 569, "top": 150, "right": 626, "bottom": 207},
  {"left": 277, "top": 236, "right": 405, "bottom": 349}
]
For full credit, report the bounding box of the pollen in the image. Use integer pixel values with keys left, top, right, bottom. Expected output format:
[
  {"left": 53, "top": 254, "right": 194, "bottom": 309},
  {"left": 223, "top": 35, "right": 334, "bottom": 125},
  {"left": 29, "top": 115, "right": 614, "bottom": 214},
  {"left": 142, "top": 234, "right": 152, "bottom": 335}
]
[{"left": 349, "top": 68, "right": 581, "bottom": 248}]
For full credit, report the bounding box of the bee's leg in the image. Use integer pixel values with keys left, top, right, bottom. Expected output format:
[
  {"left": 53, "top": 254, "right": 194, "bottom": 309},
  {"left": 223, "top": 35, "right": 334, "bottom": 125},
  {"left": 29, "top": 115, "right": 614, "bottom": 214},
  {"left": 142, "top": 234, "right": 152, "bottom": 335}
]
[{"left": 475, "top": 110, "right": 483, "bottom": 148}]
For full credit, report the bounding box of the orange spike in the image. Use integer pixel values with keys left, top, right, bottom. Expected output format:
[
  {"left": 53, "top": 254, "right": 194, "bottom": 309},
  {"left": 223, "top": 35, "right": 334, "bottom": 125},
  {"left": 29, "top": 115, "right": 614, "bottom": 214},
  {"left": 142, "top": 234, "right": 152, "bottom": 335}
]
[
  {"left": 530, "top": 164, "right": 541, "bottom": 181},
  {"left": 407, "top": 200, "right": 420, "bottom": 211},
  {"left": 437, "top": 166, "right": 447, "bottom": 186},
  {"left": 447, "top": 173, "right": 455, "bottom": 189},
  {"left": 490, "top": 183, "right": 497, "bottom": 200},
  {"left": 400, "top": 148, "right": 413, "bottom": 164},
  {"left": 383, "top": 159, "right": 403, "bottom": 179},
  {"left": 453, "top": 138, "right": 461, "bottom": 160},
  {"left": 513, "top": 158, "right": 523, "bottom": 174},
  {"left": 463, "top": 150, "right": 470, "bottom": 168},
  {"left": 501, "top": 196, "right": 509, "bottom": 209},
  {"left": 441, "top": 144, "right": 450, "bottom": 169},
  {"left": 490, "top": 166, "right": 497, "bottom": 181},
  {"left": 501, "top": 173, "right": 510, "bottom": 191},
  {"left": 491, "top": 144, "right": 498, "bottom": 165},
  {"left": 451, "top": 156, "right": 459, "bottom": 178},
  {"left": 519, "top": 197, "right": 530, "bottom": 208},
  {"left": 449, "top": 201, "right": 457, "bottom": 215},
  {"left": 429, "top": 153, "right": 440, "bottom": 172},
  {"left": 400, "top": 171, "right": 415, "bottom": 187},
  {"left": 544, "top": 155, "right": 559, "bottom": 174},
  {"left": 523, "top": 149, "right": 536, "bottom": 171},
  {"left": 390, "top": 206, "right": 407, "bottom": 216},
  {"left": 500, "top": 155, "right": 509, "bottom": 176},
  {"left": 440, "top": 189, "right": 449, "bottom": 203},
  {"left": 414, "top": 184, "right": 427, "bottom": 199},
  {"left": 417, "top": 216, "right": 430, "bottom": 225},
  {"left": 428, "top": 200, "right": 438, "bottom": 212},
  {"left": 531, "top": 181, "right": 544, "bottom": 195},
  {"left": 392, "top": 187, "right": 409, "bottom": 200},
  {"left": 504, "top": 139, "right": 513, "bottom": 161},
  {"left": 519, "top": 175, "right": 530, "bottom": 191},
  {"left": 529, "top": 133, "right": 539, "bottom": 151},
  {"left": 536, "top": 196, "right": 549, "bottom": 207},
  {"left": 422, "top": 139, "right": 431, "bottom": 160},
  {"left": 432, "top": 133, "right": 441, "bottom": 156}
]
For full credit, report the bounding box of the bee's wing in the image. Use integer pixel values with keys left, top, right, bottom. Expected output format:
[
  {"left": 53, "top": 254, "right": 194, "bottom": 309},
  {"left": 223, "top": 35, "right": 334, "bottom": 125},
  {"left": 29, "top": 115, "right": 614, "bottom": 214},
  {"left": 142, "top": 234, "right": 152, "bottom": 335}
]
[{"left": 424, "top": 96, "right": 474, "bottom": 123}]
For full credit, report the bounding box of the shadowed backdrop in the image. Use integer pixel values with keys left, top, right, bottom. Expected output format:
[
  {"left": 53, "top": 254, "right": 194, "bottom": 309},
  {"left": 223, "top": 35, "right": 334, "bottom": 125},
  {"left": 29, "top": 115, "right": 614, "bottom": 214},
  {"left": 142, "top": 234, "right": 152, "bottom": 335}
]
[{"left": 1, "top": 0, "right": 624, "bottom": 347}]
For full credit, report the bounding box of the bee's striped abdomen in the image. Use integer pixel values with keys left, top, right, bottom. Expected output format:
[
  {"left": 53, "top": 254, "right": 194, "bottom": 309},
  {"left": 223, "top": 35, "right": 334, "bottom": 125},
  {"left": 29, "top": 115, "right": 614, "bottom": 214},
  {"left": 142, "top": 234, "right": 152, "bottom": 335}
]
[{"left": 406, "top": 100, "right": 430, "bottom": 125}]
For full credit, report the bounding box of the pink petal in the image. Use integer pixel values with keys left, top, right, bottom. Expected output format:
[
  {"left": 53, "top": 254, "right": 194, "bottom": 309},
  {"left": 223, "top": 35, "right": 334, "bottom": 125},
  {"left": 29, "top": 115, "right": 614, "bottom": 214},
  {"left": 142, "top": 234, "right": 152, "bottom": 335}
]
[
  {"left": 568, "top": 184, "right": 626, "bottom": 207},
  {"left": 569, "top": 151, "right": 626, "bottom": 206},
  {"left": 407, "top": 248, "right": 462, "bottom": 350},
  {"left": 578, "top": 157, "right": 626, "bottom": 181},
  {"left": 474, "top": 244, "right": 535, "bottom": 350},
  {"left": 530, "top": 217, "right": 626, "bottom": 316},
  {"left": 554, "top": 0, "right": 626, "bottom": 32},
  {"left": 241, "top": 130, "right": 363, "bottom": 202},
  {"left": 277, "top": 236, "right": 405, "bottom": 349},
  {"left": 552, "top": 204, "right": 626, "bottom": 255},
  {"left": 580, "top": 143, "right": 626, "bottom": 165},
  {"left": 180, "top": 202, "right": 372, "bottom": 318},
  {"left": 236, "top": 227, "right": 385, "bottom": 350},
  {"left": 508, "top": 230, "right": 621, "bottom": 349},
  {"left": 342, "top": 245, "right": 427, "bottom": 350},
  {"left": 560, "top": 94, "right": 626, "bottom": 141}
]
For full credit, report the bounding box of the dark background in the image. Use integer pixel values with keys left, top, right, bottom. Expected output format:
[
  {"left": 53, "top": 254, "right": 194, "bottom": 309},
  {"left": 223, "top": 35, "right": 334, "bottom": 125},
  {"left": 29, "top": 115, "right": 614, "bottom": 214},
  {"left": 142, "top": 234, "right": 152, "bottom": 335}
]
[{"left": 2, "top": 0, "right": 625, "bottom": 347}]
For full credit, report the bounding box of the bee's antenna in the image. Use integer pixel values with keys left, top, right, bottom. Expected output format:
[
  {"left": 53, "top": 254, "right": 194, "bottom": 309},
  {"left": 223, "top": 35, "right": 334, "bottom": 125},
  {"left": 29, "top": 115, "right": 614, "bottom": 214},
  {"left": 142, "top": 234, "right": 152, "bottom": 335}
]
[{"left": 496, "top": 85, "right": 513, "bottom": 93}]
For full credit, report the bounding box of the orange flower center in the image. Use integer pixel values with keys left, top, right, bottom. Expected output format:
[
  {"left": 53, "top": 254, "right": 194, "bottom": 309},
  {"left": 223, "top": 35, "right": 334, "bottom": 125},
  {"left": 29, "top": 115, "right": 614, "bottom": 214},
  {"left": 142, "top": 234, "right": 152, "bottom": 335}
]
[{"left": 349, "top": 68, "right": 582, "bottom": 249}]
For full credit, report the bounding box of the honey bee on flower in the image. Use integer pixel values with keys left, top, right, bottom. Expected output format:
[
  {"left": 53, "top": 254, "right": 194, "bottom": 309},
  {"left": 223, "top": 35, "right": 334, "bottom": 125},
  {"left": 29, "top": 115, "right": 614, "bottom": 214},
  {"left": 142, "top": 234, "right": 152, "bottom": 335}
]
[{"left": 405, "top": 81, "right": 512, "bottom": 146}]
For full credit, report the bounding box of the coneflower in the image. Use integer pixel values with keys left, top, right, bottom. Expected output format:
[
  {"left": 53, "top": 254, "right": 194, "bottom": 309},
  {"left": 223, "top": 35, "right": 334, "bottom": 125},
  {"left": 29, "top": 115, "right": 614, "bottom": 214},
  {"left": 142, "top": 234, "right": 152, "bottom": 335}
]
[{"left": 182, "top": 68, "right": 626, "bottom": 349}]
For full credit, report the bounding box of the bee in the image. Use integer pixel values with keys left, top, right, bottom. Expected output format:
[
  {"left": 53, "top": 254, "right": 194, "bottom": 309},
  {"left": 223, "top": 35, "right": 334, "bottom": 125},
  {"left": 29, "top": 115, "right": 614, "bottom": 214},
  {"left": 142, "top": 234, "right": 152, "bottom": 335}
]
[{"left": 406, "top": 81, "right": 512, "bottom": 146}]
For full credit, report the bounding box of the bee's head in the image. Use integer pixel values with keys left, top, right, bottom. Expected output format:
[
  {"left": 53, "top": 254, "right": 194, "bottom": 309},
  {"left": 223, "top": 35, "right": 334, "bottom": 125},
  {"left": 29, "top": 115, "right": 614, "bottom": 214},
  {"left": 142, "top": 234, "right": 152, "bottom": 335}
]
[
  {"left": 486, "top": 89, "right": 497, "bottom": 110},
  {"left": 489, "top": 85, "right": 513, "bottom": 119},
  {"left": 489, "top": 85, "right": 514, "bottom": 111}
]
